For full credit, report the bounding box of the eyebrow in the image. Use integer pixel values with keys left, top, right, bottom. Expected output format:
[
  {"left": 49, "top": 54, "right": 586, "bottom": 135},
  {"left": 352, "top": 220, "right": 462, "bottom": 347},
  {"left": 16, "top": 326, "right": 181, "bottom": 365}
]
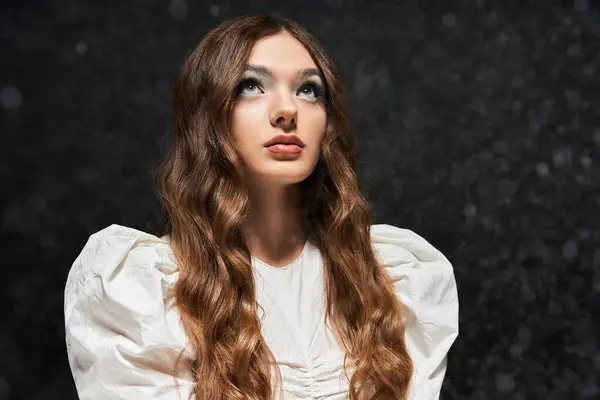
[{"left": 244, "top": 64, "right": 323, "bottom": 80}]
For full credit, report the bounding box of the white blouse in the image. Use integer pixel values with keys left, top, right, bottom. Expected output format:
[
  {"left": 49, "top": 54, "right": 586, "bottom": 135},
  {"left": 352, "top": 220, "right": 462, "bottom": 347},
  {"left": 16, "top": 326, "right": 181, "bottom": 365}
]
[{"left": 64, "top": 223, "right": 459, "bottom": 400}]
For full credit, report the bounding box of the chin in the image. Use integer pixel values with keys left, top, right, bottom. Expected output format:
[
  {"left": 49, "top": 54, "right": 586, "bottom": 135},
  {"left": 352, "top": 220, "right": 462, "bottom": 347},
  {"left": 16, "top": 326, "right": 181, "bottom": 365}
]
[{"left": 253, "top": 165, "right": 317, "bottom": 185}]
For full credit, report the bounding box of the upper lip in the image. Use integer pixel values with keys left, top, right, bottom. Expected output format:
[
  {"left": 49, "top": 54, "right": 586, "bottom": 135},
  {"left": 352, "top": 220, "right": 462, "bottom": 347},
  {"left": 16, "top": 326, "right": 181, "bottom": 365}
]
[{"left": 264, "top": 135, "right": 305, "bottom": 148}]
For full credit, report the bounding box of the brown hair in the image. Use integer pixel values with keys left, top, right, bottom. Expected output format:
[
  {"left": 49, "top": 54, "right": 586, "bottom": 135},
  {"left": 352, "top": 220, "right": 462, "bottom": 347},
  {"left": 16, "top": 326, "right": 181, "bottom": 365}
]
[{"left": 154, "top": 12, "right": 413, "bottom": 400}]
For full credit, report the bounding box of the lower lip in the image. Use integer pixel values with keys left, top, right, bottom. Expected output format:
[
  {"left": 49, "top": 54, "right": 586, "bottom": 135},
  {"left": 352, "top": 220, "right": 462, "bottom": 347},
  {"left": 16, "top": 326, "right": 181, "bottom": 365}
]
[{"left": 266, "top": 144, "right": 304, "bottom": 154}]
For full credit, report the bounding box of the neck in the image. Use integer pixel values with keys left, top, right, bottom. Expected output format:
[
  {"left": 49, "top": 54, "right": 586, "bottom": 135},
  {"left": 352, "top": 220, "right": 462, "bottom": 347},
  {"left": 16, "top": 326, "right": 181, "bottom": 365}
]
[{"left": 244, "top": 179, "right": 307, "bottom": 265}]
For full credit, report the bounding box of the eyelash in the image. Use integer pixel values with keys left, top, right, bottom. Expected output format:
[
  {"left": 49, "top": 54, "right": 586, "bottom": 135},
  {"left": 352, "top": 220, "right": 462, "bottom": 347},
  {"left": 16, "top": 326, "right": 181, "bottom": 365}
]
[
  {"left": 236, "top": 78, "right": 323, "bottom": 99},
  {"left": 236, "top": 78, "right": 261, "bottom": 95}
]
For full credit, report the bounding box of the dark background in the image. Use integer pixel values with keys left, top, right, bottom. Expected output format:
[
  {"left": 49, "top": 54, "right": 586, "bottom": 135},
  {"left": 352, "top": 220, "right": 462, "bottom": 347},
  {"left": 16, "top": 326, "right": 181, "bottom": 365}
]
[{"left": 2, "top": 0, "right": 599, "bottom": 399}]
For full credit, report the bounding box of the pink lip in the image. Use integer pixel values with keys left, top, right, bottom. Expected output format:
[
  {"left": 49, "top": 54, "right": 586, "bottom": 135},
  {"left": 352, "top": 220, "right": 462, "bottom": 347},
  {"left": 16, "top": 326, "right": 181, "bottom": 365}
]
[
  {"left": 266, "top": 144, "right": 304, "bottom": 154},
  {"left": 263, "top": 134, "right": 305, "bottom": 148}
]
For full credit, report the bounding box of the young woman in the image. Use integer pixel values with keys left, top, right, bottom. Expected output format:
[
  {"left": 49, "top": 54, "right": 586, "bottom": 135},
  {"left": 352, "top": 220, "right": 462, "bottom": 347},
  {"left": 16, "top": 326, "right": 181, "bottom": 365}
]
[{"left": 64, "top": 13, "right": 459, "bottom": 400}]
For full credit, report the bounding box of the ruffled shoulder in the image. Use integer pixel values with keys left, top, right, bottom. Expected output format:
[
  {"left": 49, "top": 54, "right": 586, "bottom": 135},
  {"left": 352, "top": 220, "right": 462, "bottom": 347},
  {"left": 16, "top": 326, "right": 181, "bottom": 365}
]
[
  {"left": 64, "top": 224, "right": 177, "bottom": 320},
  {"left": 370, "top": 224, "right": 459, "bottom": 400},
  {"left": 64, "top": 224, "right": 193, "bottom": 399}
]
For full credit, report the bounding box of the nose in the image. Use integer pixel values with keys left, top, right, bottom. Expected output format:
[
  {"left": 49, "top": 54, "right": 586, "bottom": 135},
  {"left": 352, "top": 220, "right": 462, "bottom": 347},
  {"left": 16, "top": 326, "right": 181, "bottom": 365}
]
[{"left": 269, "top": 93, "right": 297, "bottom": 131}]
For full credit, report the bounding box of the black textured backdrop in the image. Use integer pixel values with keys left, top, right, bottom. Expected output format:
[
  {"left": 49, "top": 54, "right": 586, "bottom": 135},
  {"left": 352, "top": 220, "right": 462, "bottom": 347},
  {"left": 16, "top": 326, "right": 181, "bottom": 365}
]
[{"left": 1, "top": 0, "right": 599, "bottom": 399}]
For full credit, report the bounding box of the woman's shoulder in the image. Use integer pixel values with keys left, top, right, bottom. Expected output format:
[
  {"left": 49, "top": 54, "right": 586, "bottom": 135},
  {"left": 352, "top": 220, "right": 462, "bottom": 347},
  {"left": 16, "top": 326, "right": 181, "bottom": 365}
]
[
  {"left": 370, "top": 223, "right": 459, "bottom": 398},
  {"left": 64, "top": 223, "right": 178, "bottom": 321},
  {"left": 369, "top": 223, "right": 452, "bottom": 269},
  {"left": 368, "top": 223, "right": 458, "bottom": 330},
  {"left": 64, "top": 224, "right": 194, "bottom": 397}
]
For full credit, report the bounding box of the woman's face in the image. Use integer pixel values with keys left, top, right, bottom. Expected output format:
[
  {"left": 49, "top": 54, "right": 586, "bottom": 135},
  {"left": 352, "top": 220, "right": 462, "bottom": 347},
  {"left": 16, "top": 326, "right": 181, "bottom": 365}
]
[{"left": 231, "top": 31, "right": 327, "bottom": 185}]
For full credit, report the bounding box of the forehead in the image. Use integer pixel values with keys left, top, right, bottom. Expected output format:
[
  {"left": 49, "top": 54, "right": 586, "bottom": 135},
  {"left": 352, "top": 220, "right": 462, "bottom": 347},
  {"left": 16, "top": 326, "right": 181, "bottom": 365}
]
[{"left": 247, "top": 31, "right": 317, "bottom": 72}]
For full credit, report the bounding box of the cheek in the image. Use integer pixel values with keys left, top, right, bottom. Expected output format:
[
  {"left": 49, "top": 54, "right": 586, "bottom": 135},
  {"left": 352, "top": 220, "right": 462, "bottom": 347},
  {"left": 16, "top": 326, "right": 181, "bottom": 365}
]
[
  {"left": 230, "top": 109, "right": 244, "bottom": 143},
  {"left": 304, "top": 107, "right": 327, "bottom": 139},
  {"left": 231, "top": 105, "right": 261, "bottom": 145},
  {"left": 302, "top": 109, "right": 326, "bottom": 166}
]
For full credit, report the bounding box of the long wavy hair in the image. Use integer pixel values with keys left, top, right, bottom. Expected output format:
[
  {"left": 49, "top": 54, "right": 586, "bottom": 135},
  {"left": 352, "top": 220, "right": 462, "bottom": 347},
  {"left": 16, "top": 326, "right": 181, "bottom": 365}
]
[{"left": 154, "top": 13, "right": 413, "bottom": 400}]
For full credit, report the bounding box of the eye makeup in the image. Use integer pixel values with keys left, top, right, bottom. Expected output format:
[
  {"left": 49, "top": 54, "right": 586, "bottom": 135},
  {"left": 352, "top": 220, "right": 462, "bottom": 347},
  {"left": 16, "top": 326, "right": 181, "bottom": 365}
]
[
  {"left": 297, "top": 81, "right": 324, "bottom": 102},
  {"left": 236, "top": 77, "right": 264, "bottom": 96},
  {"left": 235, "top": 75, "right": 325, "bottom": 102}
]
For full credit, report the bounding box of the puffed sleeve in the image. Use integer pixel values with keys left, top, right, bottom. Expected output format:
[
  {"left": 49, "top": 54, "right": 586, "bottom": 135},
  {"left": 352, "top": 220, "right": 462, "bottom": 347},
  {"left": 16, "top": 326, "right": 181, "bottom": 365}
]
[
  {"left": 64, "top": 224, "right": 195, "bottom": 400},
  {"left": 371, "top": 224, "right": 459, "bottom": 400}
]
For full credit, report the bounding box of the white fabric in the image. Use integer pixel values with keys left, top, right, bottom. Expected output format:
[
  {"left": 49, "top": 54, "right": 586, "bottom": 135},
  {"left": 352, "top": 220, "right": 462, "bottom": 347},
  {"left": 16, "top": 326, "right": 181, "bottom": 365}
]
[{"left": 64, "top": 223, "right": 459, "bottom": 400}]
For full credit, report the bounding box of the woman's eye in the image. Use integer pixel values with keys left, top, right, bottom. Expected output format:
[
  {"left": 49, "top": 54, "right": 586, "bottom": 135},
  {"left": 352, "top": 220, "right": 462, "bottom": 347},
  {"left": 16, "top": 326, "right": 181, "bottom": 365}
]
[
  {"left": 298, "top": 82, "right": 322, "bottom": 100},
  {"left": 237, "top": 79, "right": 262, "bottom": 96}
]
